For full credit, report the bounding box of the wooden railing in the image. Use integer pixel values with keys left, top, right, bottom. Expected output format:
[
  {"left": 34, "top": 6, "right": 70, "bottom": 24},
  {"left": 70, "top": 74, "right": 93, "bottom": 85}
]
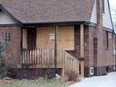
[
  {"left": 62, "top": 51, "right": 80, "bottom": 76},
  {"left": 21, "top": 48, "right": 80, "bottom": 75},
  {"left": 21, "top": 48, "right": 63, "bottom": 68}
]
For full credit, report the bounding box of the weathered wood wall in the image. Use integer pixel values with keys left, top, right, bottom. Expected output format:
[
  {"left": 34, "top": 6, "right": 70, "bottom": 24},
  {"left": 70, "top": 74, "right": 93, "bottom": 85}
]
[{"left": 22, "top": 29, "right": 27, "bottom": 48}]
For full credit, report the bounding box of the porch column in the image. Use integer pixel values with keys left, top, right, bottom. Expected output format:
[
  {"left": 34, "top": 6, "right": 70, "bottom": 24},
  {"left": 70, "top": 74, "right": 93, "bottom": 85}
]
[
  {"left": 80, "top": 24, "right": 84, "bottom": 77},
  {"left": 80, "top": 24, "right": 84, "bottom": 57},
  {"left": 54, "top": 25, "right": 58, "bottom": 74}
]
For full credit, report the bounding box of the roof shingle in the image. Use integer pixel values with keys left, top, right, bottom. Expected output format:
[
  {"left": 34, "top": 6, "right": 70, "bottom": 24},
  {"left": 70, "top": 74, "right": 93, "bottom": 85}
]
[{"left": 0, "top": 0, "right": 95, "bottom": 23}]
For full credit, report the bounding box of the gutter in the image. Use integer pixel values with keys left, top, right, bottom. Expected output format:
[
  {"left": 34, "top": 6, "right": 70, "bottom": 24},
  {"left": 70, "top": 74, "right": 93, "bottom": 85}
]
[
  {"left": 108, "top": 0, "right": 116, "bottom": 70},
  {"left": 22, "top": 21, "right": 90, "bottom": 27}
]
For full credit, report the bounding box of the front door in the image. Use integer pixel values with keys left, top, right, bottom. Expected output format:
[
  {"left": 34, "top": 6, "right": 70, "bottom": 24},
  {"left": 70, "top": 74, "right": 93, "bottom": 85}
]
[{"left": 27, "top": 28, "right": 36, "bottom": 49}]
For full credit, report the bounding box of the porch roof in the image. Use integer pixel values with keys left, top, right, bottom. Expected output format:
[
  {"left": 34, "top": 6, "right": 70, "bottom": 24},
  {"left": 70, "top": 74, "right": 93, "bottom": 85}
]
[{"left": 0, "top": 0, "right": 95, "bottom": 24}]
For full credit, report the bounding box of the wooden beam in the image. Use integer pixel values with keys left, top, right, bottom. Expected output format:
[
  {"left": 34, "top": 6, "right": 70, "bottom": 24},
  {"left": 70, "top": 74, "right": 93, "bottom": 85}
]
[
  {"left": 22, "top": 29, "right": 27, "bottom": 49},
  {"left": 80, "top": 61, "right": 84, "bottom": 77},
  {"left": 54, "top": 25, "right": 58, "bottom": 74},
  {"left": 80, "top": 24, "right": 84, "bottom": 57},
  {"left": 80, "top": 24, "right": 84, "bottom": 77}
]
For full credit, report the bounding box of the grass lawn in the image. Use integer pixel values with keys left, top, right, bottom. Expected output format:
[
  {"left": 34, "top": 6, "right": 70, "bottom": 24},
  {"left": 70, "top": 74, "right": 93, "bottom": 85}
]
[{"left": 0, "top": 79, "right": 70, "bottom": 87}]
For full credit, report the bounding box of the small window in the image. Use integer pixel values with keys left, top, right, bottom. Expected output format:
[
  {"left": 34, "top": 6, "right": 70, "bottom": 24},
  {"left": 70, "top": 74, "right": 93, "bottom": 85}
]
[
  {"left": 5, "top": 32, "right": 11, "bottom": 42},
  {"left": 93, "top": 37, "right": 97, "bottom": 59},
  {"left": 105, "top": 31, "right": 109, "bottom": 50},
  {"left": 102, "top": 0, "right": 105, "bottom": 13},
  {"left": 50, "top": 34, "right": 55, "bottom": 40}
]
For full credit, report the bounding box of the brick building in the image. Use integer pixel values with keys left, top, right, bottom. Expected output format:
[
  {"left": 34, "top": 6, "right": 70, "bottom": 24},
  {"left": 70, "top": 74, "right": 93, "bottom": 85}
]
[{"left": 0, "top": 0, "right": 115, "bottom": 77}]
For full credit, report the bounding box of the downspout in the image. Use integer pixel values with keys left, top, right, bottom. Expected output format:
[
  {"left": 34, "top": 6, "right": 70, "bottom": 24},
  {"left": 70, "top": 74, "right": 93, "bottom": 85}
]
[
  {"left": 112, "top": 12, "right": 116, "bottom": 71},
  {"left": 108, "top": 0, "right": 116, "bottom": 70},
  {"left": 113, "top": 30, "right": 115, "bottom": 70}
]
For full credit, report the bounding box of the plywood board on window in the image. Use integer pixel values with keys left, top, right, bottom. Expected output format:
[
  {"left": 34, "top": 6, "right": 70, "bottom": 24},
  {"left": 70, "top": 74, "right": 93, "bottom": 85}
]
[
  {"left": 36, "top": 27, "right": 55, "bottom": 48},
  {"left": 36, "top": 26, "right": 74, "bottom": 50}
]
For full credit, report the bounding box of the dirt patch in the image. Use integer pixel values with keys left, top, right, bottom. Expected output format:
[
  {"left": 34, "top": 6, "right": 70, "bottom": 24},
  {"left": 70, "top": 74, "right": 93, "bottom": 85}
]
[{"left": 0, "top": 77, "right": 13, "bottom": 85}]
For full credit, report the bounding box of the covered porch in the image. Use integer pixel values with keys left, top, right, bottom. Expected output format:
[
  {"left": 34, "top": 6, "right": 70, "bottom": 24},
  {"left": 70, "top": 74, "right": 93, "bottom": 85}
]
[{"left": 19, "top": 24, "right": 85, "bottom": 77}]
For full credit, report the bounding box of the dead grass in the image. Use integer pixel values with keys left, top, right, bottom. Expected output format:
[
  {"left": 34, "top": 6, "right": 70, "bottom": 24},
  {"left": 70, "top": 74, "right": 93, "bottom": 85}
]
[{"left": 0, "top": 78, "right": 70, "bottom": 87}]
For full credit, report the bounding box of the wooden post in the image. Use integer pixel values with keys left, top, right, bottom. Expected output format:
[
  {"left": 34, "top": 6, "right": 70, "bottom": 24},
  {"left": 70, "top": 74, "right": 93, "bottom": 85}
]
[
  {"left": 54, "top": 25, "right": 58, "bottom": 75},
  {"left": 80, "top": 24, "right": 84, "bottom": 77},
  {"left": 62, "top": 50, "right": 65, "bottom": 77},
  {"left": 80, "top": 24, "right": 84, "bottom": 57},
  {"left": 22, "top": 29, "right": 27, "bottom": 49}
]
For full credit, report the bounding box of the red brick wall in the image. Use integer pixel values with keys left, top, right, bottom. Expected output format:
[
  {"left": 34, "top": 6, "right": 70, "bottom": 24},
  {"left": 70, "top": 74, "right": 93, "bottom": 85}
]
[
  {"left": 88, "top": 26, "right": 96, "bottom": 67},
  {"left": 74, "top": 25, "right": 80, "bottom": 58},
  {"left": 89, "top": 26, "right": 113, "bottom": 67},
  {"left": 71, "top": 25, "right": 90, "bottom": 68},
  {"left": 84, "top": 25, "right": 114, "bottom": 76},
  {"left": 104, "top": 31, "right": 113, "bottom": 66},
  {"left": 84, "top": 26, "right": 89, "bottom": 67},
  {"left": 0, "top": 27, "right": 21, "bottom": 68},
  {"left": 63, "top": 25, "right": 114, "bottom": 76}
]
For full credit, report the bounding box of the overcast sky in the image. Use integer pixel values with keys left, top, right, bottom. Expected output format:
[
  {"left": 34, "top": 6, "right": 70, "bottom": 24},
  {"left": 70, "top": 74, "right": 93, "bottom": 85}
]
[
  {"left": 109, "top": 0, "right": 116, "bottom": 4},
  {"left": 109, "top": 0, "right": 116, "bottom": 32},
  {"left": 109, "top": 0, "right": 116, "bottom": 6},
  {"left": 109, "top": 0, "right": 116, "bottom": 21}
]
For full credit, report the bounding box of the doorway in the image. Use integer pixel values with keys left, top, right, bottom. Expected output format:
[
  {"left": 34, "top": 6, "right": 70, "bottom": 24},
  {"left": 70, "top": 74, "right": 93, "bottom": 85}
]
[{"left": 27, "top": 28, "right": 36, "bottom": 49}]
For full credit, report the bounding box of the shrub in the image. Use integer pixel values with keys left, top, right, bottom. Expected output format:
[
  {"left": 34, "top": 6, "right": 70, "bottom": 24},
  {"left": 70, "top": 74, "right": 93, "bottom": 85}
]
[
  {"left": 0, "top": 36, "right": 6, "bottom": 78},
  {"left": 65, "top": 70, "right": 78, "bottom": 81}
]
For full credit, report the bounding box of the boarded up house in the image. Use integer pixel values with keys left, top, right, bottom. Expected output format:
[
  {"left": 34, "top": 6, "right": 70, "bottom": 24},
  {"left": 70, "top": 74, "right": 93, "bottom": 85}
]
[{"left": 0, "top": 0, "right": 115, "bottom": 78}]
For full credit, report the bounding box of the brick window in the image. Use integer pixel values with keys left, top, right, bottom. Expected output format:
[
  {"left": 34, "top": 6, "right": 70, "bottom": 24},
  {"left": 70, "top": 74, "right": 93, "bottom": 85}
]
[
  {"left": 5, "top": 32, "right": 11, "bottom": 42},
  {"left": 105, "top": 31, "right": 109, "bottom": 50},
  {"left": 93, "top": 37, "right": 97, "bottom": 59}
]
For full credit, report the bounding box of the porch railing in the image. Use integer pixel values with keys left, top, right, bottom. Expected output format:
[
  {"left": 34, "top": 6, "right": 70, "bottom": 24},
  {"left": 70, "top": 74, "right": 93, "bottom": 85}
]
[
  {"left": 20, "top": 48, "right": 80, "bottom": 75},
  {"left": 62, "top": 51, "right": 80, "bottom": 76}
]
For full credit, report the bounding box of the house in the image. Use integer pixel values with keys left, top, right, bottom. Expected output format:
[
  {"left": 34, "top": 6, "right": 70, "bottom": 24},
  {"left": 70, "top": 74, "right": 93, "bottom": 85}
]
[{"left": 0, "top": 0, "right": 114, "bottom": 78}]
